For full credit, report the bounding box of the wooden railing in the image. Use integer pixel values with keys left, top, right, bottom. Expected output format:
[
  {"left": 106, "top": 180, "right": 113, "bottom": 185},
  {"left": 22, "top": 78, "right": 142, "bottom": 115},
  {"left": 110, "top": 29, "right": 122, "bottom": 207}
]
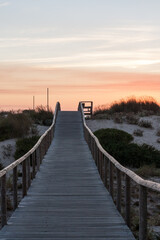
[
  {"left": 78, "top": 102, "right": 160, "bottom": 240},
  {"left": 0, "top": 102, "right": 61, "bottom": 227},
  {"left": 80, "top": 101, "right": 93, "bottom": 117}
]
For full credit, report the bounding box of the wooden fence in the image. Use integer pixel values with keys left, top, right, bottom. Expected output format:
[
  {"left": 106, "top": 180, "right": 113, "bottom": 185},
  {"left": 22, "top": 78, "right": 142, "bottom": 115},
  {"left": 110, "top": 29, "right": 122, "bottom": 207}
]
[
  {"left": 0, "top": 102, "right": 61, "bottom": 227},
  {"left": 78, "top": 102, "right": 160, "bottom": 240}
]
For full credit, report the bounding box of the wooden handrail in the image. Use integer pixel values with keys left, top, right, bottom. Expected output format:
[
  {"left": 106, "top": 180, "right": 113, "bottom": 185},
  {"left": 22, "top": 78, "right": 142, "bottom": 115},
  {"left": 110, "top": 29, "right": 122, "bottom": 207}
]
[
  {"left": 78, "top": 101, "right": 160, "bottom": 240},
  {"left": 0, "top": 102, "right": 61, "bottom": 227}
]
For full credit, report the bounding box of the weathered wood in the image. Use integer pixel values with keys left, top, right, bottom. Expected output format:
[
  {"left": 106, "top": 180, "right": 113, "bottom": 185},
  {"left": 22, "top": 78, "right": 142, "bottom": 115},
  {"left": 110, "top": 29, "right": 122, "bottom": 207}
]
[
  {"left": 36, "top": 148, "right": 40, "bottom": 171},
  {"left": 0, "top": 102, "right": 60, "bottom": 178},
  {"left": 13, "top": 167, "right": 18, "bottom": 210},
  {"left": 32, "top": 153, "right": 36, "bottom": 179},
  {"left": 104, "top": 156, "right": 108, "bottom": 189},
  {"left": 109, "top": 161, "right": 113, "bottom": 199},
  {"left": 116, "top": 168, "right": 121, "bottom": 213},
  {"left": 125, "top": 175, "right": 131, "bottom": 228},
  {"left": 1, "top": 174, "right": 7, "bottom": 227},
  {"left": 27, "top": 157, "right": 31, "bottom": 189},
  {"left": 0, "top": 110, "right": 135, "bottom": 239},
  {"left": 102, "top": 154, "right": 105, "bottom": 183},
  {"left": 78, "top": 102, "right": 160, "bottom": 193},
  {"left": 22, "top": 160, "right": 27, "bottom": 197},
  {"left": 99, "top": 150, "right": 102, "bottom": 177},
  {"left": 139, "top": 185, "right": 147, "bottom": 240}
]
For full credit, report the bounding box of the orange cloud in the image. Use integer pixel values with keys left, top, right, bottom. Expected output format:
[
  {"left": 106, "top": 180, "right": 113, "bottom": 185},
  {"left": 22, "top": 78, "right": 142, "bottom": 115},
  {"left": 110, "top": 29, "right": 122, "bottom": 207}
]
[{"left": 0, "top": 64, "right": 160, "bottom": 110}]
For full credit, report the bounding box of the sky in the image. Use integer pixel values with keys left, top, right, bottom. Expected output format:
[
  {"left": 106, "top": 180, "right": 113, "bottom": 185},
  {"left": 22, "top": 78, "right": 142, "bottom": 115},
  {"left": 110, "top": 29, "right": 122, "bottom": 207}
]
[{"left": 0, "top": 0, "right": 160, "bottom": 110}]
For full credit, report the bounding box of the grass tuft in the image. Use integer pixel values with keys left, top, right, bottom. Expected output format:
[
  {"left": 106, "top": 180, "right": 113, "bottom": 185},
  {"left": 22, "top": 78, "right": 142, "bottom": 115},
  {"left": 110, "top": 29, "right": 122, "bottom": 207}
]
[{"left": 94, "top": 96, "right": 160, "bottom": 116}]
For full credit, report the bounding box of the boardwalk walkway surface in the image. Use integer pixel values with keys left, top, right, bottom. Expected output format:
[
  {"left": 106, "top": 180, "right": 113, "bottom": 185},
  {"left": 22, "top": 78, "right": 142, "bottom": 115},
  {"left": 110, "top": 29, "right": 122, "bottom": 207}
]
[{"left": 0, "top": 111, "right": 135, "bottom": 239}]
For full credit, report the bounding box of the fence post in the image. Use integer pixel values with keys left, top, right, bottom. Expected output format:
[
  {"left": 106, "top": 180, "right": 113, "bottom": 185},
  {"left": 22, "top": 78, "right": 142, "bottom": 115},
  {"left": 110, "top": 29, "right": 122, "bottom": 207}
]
[
  {"left": 32, "top": 153, "right": 36, "bottom": 179},
  {"left": 116, "top": 168, "right": 121, "bottom": 213},
  {"left": 27, "top": 156, "right": 31, "bottom": 189},
  {"left": 36, "top": 147, "right": 40, "bottom": 171},
  {"left": 139, "top": 185, "right": 147, "bottom": 240},
  {"left": 1, "top": 174, "right": 7, "bottom": 227},
  {"left": 95, "top": 145, "right": 98, "bottom": 166},
  {"left": 13, "top": 167, "right": 18, "bottom": 210},
  {"left": 109, "top": 161, "right": 113, "bottom": 198},
  {"left": 104, "top": 157, "right": 108, "bottom": 189},
  {"left": 98, "top": 150, "right": 102, "bottom": 177},
  {"left": 125, "top": 174, "right": 131, "bottom": 227},
  {"left": 22, "top": 160, "right": 27, "bottom": 197}
]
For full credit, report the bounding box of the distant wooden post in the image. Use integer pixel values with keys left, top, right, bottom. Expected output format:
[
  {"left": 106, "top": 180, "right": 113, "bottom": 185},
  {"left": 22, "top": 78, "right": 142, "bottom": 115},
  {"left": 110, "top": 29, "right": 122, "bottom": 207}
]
[
  {"left": 27, "top": 156, "right": 31, "bottom": 189},
  {"left": 104, "top": 157, "right": 108, "bottom": 189},
  {"left": 1, "top": 174, "right": 7, "bottom": 227},
  {"left": 33, "top": 96, "right": 35, "bottom": 110},
  {"left": 139, "top": 185, "right": 147, "bottom": 240},
  {"left": 32, "top": 152, "right": 36, "bottom": 178},
  {"left": 125, "top": 175, "right": 131, "bottom": 227},
  {"left": 22, "top": 160, "right": 27, "bottom": 197},
  {"left": 109, "top": 161, "right": 113, "bottom": 199},
  {"left": 13, "top": 167, "right": 18, "bottom": 210},
  {"left": 116, "top": 168, "right": 121, "bottom": 213},
  {"left": 47, "top": 88, "right": 49, "bottom": 111}
]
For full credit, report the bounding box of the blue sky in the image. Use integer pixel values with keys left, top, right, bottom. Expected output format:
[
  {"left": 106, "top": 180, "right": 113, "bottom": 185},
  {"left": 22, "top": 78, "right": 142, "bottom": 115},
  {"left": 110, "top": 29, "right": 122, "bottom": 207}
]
[{"left": 0, "top": 0, "right": 160, "bottom": 72}]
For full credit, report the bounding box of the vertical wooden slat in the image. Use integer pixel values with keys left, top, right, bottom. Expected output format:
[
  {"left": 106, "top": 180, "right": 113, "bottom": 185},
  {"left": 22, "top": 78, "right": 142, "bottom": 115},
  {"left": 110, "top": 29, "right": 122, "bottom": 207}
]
[
  {"left": 45, "top": 135, "right": 47, "bottom": 153},
  {"left": 95, "top": 145, "right": 98, "bottom": 166},
  {"left": 98, "top": 150, "right": 101, "bottom": 176},
  {"left": 32, "top": 153, "right": 36, "bottom": 179},
  {"left": 109, "top": 161, "right": 113, "bottom": 198},
  {"left": 125, "top": 174, "right": 131, "bottom": 227},
  {"left": 13, "top": 167, "right": 18, "bottom": 210},
  {"left": 139, "top": 185, "right": 147, "bottom": 240},
  {"left": 104, "top": 157, "right": 108, "bottom": 189},
  {"left": 22, "top": 160, "right": 27, "bottom": 197},
  {"left": 101, "top": 153, "right": 104, "bottom": 181},
  {"left": 36, "top": 148, "right": 40, "bottom": 171},
  {"left": 93, "top": 141, "right": 96, "bottom": 161},
  {"left": 35, "top": 150, "right": 37, "bottom": 172},
  {"left": 27, "top": 156, "right": 31, "bottom": 189},
  {"left": 97, "top": 149, "right": 100, "bottom": 172},
  {"left": 39, "top": 144, "right": 42, "bottom": 164},
  {"left": 116, "top": 168, "right": 121, "bottom": 213},
  {"left": 1, "top": 174, "right": 7, "bottom": 227}
]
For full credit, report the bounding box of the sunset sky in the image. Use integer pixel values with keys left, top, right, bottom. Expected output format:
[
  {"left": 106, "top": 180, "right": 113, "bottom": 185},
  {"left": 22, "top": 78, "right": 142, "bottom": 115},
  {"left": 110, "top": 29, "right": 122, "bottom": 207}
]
[{"left": 0, "top": 0, "right": 160, "bottom": 110}]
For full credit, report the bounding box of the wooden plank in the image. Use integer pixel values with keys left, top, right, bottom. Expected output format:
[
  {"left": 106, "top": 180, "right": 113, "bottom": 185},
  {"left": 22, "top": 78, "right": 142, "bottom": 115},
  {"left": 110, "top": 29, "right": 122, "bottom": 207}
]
[{"left": 0, "top": 111, "right": 135, "bottom": 239}]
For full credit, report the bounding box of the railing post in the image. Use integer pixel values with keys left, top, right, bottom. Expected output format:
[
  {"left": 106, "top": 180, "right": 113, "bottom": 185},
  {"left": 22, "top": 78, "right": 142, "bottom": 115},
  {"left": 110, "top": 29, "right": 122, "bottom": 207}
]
[
  {"left": 32, "top": 153, "right": 36, "bottom": 179},
  {"left": 139, "top": 185, "right": 147, "bottom": 240},
  {"left": 13, "top": 167, "right": 18, "bottom": 210},
  {"left": 27, "top": 156, "right": 31, "bottom": 189},
  {"left": 22, "top": 159, "right": 27, "bottom": 197},
  {"left": 1, "top": 174, "right": 7, "bottom": 227},
  {"left": 98, "top": 150, "right": 102, "bottom": 176},
  {"left": 97, "top": 149, "right": 100, "bottom": 173},
  {"left": 36, "top": 148, "right": 40, "bottom": 171},
  {"left": 125, "top": 174, "right": 131, "bottom": 227},
  {"left": 95, "top": 145, "right": 98, "bottom": 166},
  {"left": 102, "top": 154, "right": 105, "bottom": 183},
  {"left": 39, "top": 144, "right": 42, "bottom": 164},
  {"left": 93, "top": 141, "right": 96, "bottom": 161},
  {"left": 109, "top": 161, "right": 113, "bottom": 198},
  {"left": 104, "top": 157, "right": 108, "bottom": 189},
  {"left": 116, "top": 168, "right": 121, "bottom": 213}
]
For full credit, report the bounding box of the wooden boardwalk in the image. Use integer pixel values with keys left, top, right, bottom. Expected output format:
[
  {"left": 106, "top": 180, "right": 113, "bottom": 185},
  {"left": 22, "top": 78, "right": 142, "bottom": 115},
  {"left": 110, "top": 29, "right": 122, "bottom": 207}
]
[{"left": 0, "top": 111, "right": 135, "bottom": 239}]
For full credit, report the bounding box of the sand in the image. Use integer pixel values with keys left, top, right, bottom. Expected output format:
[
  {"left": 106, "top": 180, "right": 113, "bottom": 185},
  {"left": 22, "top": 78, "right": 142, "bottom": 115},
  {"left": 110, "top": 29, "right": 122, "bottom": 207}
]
[
  {"left": 87, "top": 115, "right": 160, "bottom": 150},
  {"left": 0, "top": 125, "right": 49, "bottom": 168}
]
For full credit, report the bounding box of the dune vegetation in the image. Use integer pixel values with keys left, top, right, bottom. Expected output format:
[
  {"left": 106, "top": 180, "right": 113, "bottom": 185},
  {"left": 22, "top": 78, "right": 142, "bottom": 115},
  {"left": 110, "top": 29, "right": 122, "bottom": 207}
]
[
  {"left": 94, "top": 96, "right": 160, "bottom": 117},
  {"left": 0, "top": 106, "right": 53, "bottom": 141},
  {"left": 94, "top": 128, "right": 160, "bottom": 169}
]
